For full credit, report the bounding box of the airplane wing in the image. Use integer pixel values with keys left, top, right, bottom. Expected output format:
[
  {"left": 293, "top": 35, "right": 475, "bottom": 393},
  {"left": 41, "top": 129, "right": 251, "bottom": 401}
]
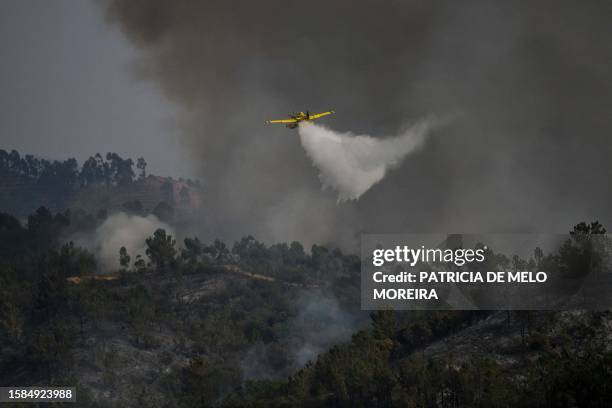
[
  {"left": 266, "top": 118, "right": 298, "bottom": 124},
  {"left": 309, "top": 110, "right": 335, "bottom": 120}
]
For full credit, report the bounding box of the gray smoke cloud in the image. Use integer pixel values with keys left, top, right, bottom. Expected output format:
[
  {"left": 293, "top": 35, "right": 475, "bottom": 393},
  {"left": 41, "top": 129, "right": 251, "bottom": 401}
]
[
  {"left": 299, "top": 120, "right": 435, "bottom": 201},
  {"left": 74, "top": 212, "right": 173, "bottom": 271},
  {"left": 104, "top": 0, "right": 612, "bottom": 247}
]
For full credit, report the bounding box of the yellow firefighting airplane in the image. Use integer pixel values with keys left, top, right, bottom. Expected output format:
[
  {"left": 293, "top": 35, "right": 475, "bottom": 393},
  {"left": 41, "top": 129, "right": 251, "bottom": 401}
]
[{"left": 265, "top": 110, "right": 335, "bottom": 129}]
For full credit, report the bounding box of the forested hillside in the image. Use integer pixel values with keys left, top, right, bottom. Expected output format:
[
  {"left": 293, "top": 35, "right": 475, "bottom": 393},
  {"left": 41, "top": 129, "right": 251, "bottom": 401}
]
[
  {"left": 0, "top": 204, "right": 611, "bottom": 407},
  {"left": 0, "top": 150, "right": 201, "bottom": 220}
]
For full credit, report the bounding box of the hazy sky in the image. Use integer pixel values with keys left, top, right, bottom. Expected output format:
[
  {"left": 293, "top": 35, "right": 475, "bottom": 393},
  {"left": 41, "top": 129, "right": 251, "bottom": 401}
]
[
  {"left": 0, "top": 0, "right": 189, "bottom": 177},
  {"left": 3, "top": 0, "right": 612, "bottom": 248}
]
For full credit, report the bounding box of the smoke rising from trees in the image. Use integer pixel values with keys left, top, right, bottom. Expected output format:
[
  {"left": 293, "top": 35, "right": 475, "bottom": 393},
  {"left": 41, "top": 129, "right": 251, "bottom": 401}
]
[
  {"left": 241, "top": 291, "right": 366, "bottom": 380},
  {"left": 74, "top": 212, "right": 173, "bottom": 271}
]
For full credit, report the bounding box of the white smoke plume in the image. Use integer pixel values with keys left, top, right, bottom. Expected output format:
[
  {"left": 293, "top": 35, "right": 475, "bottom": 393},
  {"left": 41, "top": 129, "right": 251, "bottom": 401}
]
[
  {"left": 74, "top": 212, "right": 173, "bottom": 271},
  {"left": 298, "top": 119, "right": 437, "bottom": 201}
]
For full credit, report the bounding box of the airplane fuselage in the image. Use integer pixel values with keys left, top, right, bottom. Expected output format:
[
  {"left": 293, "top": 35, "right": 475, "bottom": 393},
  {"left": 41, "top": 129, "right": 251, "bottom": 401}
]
[{"left": 286, "top": 112, "right": 307, "bottom": 128}]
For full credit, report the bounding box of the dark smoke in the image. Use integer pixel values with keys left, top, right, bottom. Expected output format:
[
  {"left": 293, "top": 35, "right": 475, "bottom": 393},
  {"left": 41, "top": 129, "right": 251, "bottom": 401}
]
[{"left": 105, "top": 0, "right": 612, "bottom": 248}]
